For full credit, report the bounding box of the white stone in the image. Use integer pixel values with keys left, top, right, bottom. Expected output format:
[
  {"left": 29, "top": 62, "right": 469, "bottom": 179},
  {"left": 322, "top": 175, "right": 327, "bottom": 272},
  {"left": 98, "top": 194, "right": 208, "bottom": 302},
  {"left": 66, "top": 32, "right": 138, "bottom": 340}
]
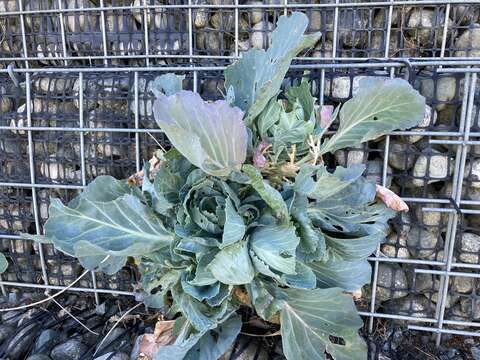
[
  {"left": 454, "top": 24, "right": 480, "bottom": 58},
  {"left": 406, "top": 8, "right": 448, "bottom": 47},
  {"left": 406, "top": 105, "right": 437, "bottom": 143},
  {"left": 406, "top": 226, "right": 439, "bottom": 259},
  {"left": 250, "top": 21, "right": 274, "bottom": 49},
  {"left": 465, "top": 159, "right": 480, "bottom": 188},
  {"left": 420, "top": 77, "right": 456, "bottom": 111},
  {"left": 412, "top": 151, "right": 453, "bottom": 186},
  {"left": 458, "top": 233, "right": 480, "bottom": 264}
]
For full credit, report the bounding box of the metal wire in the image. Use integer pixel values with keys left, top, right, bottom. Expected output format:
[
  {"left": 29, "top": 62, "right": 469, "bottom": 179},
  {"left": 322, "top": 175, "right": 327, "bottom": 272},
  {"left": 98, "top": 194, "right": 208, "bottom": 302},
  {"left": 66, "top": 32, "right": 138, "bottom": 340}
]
[{"left": 1, "top": 0, "right": 480, "bottom": 343}]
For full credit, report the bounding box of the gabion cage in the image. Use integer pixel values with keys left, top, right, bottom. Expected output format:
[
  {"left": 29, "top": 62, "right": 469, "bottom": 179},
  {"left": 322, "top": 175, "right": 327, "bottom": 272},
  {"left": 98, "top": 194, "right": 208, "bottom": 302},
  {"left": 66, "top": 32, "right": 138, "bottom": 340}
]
[{"left": 1, "top": 0, "right": 480, "bottom": 348}]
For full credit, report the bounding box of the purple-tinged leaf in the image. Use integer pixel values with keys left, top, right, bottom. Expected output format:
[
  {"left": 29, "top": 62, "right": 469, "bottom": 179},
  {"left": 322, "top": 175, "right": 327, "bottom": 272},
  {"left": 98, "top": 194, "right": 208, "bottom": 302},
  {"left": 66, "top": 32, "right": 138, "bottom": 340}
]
[{"left": 154, "top": 91, "right": 248, "bottom": 176}]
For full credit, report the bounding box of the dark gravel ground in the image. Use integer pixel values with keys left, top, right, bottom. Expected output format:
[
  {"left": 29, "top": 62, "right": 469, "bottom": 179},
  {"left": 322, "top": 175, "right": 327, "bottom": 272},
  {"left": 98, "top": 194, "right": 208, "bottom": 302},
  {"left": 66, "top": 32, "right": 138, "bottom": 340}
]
[{"left": 0, "top": 292, "right": 478, "bottom": 360}]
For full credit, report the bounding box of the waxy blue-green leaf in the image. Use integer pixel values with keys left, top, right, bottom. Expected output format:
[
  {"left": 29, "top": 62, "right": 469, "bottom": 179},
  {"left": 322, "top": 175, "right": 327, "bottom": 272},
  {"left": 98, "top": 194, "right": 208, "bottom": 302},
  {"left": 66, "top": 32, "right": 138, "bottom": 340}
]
[
  {"left": 285, "top": 79, "right": 315, "bottom": 122},
  {"left": 280, "top": 288, "right": 367, "bottom": 360},
  {"left": 250, "top": 225, "right": 299, "bottom": 275},
  {"left": 68, "top": 175, "right": 141, "bottom": 208},
  {"left": 320, "top": 78, "right": 425, "bottom": 154},
  {"left": 288, "top": 194, "right": 325, "bottom": 262},
  {"left": 294, "top": 164, "right": 367, "bottom": 201},
  {"left": 184, "top": 315, "right": 241, "bottom": 360},
  {"left": 43, "top": 194, "right": 172, "bottom": 272},
  {"left": 208, "top": 241, "right": 254, "bottom": 285},
  {"left": 282, "top": 261, "right": 316, "bottom": 289},
  {"left": 181, "top": 273, "right": 221, "bottom": 302},
  {"left": 221, "top": 197, "right": 246, "bottom": 248},
  {"left": 248, "top": 279, "right": 285, "bottom": 321},
  {"left": 174, "top": 287, "right": 230, "bottom": 331},
  {"left": 257, "top": 98, "right": 282, "bottom": 139},
  {"left": 154, "top": 91, "right": 247, "bottom": 176},
  {"left": 310, "top": 256, "right": 372, "bottom": 292},
  {"left": 152, "top": 73, "right": 185, "bottom": 97},
  {"left": 242, "top": 164, "right": 289, "bottom": 221},
  {"left": 224, "top": 12, "right": 321, "bottom": 124},
  {"left": 0, "top": 252, "right": 7, "bottom": 274},
  {"left": 309, "top": 202, "right": 394, "bottom": 238}
]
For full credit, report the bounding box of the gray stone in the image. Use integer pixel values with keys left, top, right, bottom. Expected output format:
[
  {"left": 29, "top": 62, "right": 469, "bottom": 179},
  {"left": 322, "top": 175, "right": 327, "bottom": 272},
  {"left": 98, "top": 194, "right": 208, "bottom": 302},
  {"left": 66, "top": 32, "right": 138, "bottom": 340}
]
[
  {"left": 458, "top": 233, "right": 480, "bottom": 264},
  {"left": 384, "top": 295, "right": 434, "bottom": 321},
  {"left": 27, "top": 355, "right": 52, "bottom": 360},
  {"left": 0, "top": 324, "right": 15, "bottom": 343},
  {"left": 94, "top": 352, "right": 129, "bottom": 360},
  {"left": 5, "top": 323, "right": 40, "bottom": 359},
  {"left": 210, "top": 11, "right": 235, "bottom": 31},
  {"left": 325, "top": 9, "right": 368, "bottom": 48},
  {"left": 459, "top": 298, "right": 480, "bottom": 320},
  {"left": 33, "top": 329, "right": 66, "bottom": 353},
  {"left": 413, "top": 200, "right": 445, "bottom": 227},
  {"left": 132, "top": 0, "right": 166, "bottom": 29},
  {"left": 194, "top": 9, "right": 208, "bottom": 28},
  {"left": 406, "top": 8, "right": 448, "bottom": 47},
  {"left": 406, "top": 105, "right": 437, "bottom": 143},
  {"left": 451, "top": 6, "right": 480, "bottom": 25},
  {"left": 325, "top": 75, "right": 390, "bottom": 100},
  {"left": 406, "top": 226, "right": 439, "bottom": 259},
  {"left": 381, "top": 233, "right": 410, "bottom": 259},
  {"left": 465, "top": 159, "right": 480, "bottom": 188},
  {"left": 50, "top": 339, "right": 88, "bottom": 360},
  {"left": 392, "top": 211, "right": 412, "bottom": 236},
  {"left": 375, "top": 263, "right": 409, "bottom": 302},
  {"left": 412, "top": 150, "right": 453, "bottom": 186},
  {"left": 455, "top": 24, "right": 480, "bottom": 58},
  {"left": 65, "top": 0, "right": 97, "bottom": 32},
  {"left": 405, "top": 267, "right": 434, "bottom": 293},
  {"left": 420, "top": 77, "right": 457, "bottom": 111},
  {"left": 250, "top": 21, "right": 274, "bottom": 49},
  {"left": 452, "top": 276, "right": 474, "bottom": 294},
  {"left": 385, "top": 139, "right": 417, "bottom": 171},
  {"left": 333, "top": 147, "right": 366, "bottom": 167}
]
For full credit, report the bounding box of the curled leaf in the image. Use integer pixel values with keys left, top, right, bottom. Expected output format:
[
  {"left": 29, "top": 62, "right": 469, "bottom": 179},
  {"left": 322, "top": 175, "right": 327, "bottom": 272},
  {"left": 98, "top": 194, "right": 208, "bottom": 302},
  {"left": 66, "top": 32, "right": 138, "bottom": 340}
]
[
  {"left": 253, "top": 141, "right": 271, "bottom": 169},
  {"left": 375, "top": 185, "right": 409, "bottom": 212},
  {"left": 154, "top": 91, "right": 247, "bottom": 176}
]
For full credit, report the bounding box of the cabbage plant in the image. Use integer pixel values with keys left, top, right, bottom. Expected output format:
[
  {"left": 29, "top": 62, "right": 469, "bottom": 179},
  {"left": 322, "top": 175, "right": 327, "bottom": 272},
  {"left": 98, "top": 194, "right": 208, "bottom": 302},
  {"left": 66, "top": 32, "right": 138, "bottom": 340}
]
[{"left": 29, "top": 12, "right": 425, "bottom": 360}]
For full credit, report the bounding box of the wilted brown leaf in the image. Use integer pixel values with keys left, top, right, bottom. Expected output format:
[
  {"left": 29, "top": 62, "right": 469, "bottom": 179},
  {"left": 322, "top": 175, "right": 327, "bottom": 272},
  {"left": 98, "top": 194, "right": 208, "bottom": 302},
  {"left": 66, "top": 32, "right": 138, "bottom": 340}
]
[
  {"left": 128, "top": 154, "right": 162, "bottom": 186},
  {"left": 375, "top": 185, "right": 409, "bottom": 212},
  {"left": 137, "top": 319, "right": 176, "bottom": 360}
]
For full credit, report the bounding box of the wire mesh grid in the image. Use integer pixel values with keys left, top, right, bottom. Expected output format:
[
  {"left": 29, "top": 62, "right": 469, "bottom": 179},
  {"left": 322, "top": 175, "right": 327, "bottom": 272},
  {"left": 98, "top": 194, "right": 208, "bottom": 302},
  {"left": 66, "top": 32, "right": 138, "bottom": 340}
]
[{"left": 1, "top": 0, "right": 480, "bottom": 347}]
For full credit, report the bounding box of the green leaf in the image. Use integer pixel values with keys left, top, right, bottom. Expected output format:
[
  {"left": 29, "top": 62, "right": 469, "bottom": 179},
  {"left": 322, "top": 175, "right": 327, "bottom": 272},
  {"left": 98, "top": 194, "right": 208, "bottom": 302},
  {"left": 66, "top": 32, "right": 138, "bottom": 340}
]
[
  {"left": 184, "top": 315, "right": 242, "bottom": 360},
  {"left": 320, "top": 78, "right": 425, "bottom": 154},
  {"left": 257, "top": 98, "right": 282, "bottom": 139},
  {"left": 281, "top": 261, "right": 316, "bottom": 289},
  {"left": 68, "top": 175, "right": 140, "bottom": 208},
  {"left": 152, "top": 73, "right": 185, "bottom": 97},
  {"left": 294, "top": 164, "right": 367, "bottom": 202},
  {"left": 44, "top": 194, "right": 172, "bottom": 272},
  {"left": 310, "top": 256, "right": 372, "bottom": 292},
  {"left": 221, "top": 197, "right": 246, "bottom": 248},
  {"left": 208, "top": 241, "right": 254, "bottom": 285},
  {"left": 250, "top": 225, "right": 299, "bottom": 275},
  {"left": 242, "top": 164, "right": 289, "bottom": 221},
  {"left": 322, "top": 231, "right": 386, "bottom": 262},
  {"left": 272, "top": 105, "right": 314, "bottom": 155},
  {"left": 174, "top": 287, "right": 230, "bottom": 331},
  {"left": 248, "top": 279, "right": 285, "bottom": 321},
  {"left": 154, "top": 91, "right": 247, "bottom": 176},
  {"left": 285, "top": 79, "right": 315, "bottom": 121},
  {"left": 0, "top": 252, "right": 7, "bottom": 274},
  {"left": 224, "top": 12, "right": 321, "bottom": 125},
  {"left": 280, "top": 288, "right": 366, "bottom": 360},
  {"left": 308, "top": 203, "right": 394, "bottom": 240},
  {"left": 289, "top": 194, "right": 325, "bottom": 262}
]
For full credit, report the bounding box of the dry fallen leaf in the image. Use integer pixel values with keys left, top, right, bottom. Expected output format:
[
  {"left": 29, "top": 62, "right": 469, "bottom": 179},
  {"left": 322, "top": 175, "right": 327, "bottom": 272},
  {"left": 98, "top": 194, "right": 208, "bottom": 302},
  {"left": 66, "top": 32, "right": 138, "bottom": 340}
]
[
  {"left": 137, "top": 319, "right": 176, "bottom": 360},
  {"left": 128, "top": 154, "right": 162, "bottom": 186},
  {"left": 375, "top": 185, "right": 409, "bottom": 212}
]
